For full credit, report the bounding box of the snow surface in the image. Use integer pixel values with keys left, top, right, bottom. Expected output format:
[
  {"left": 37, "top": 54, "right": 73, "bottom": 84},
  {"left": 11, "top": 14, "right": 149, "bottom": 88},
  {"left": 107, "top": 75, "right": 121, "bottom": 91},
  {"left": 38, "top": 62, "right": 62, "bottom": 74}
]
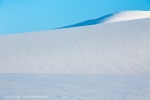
[
  {"left": 0, "top": 17, "right": 150, "bottom": 74},
  {"left": 0, "top": 11, "right": 150, "bottom": 100},
  {"left": 59, "top": 11, "right": 150, "bottom": 29},
  {"left": 0, "top": 74, "right": 150, "bottom": 100}
]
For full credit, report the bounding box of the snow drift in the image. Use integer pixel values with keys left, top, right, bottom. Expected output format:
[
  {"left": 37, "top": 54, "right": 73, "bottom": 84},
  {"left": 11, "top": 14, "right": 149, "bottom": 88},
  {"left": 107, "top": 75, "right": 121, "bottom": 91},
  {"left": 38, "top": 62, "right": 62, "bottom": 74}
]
[
  {"left": 59, "top": 11, "right": 150, "bottom": 29},
  {"left": 0, "top": 15, "right": 150, "bottom": 74}
]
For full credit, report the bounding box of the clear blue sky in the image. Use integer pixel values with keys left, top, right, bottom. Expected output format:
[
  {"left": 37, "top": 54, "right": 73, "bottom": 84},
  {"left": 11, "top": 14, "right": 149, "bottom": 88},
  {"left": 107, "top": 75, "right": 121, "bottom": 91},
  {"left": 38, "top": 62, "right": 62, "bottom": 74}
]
[{"left": 0, "top": 0, "right": 150, "bottom": 35}]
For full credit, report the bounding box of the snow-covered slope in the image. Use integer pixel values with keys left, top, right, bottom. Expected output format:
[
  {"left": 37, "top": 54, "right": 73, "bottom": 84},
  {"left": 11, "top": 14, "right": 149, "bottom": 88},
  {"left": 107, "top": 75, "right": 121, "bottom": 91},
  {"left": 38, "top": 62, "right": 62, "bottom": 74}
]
[
  {"left": 0, "top": 18, "right": 150, "bottom": 74},
  {"left": 59, "top": 11, "right": 150, "bottom": 29}
]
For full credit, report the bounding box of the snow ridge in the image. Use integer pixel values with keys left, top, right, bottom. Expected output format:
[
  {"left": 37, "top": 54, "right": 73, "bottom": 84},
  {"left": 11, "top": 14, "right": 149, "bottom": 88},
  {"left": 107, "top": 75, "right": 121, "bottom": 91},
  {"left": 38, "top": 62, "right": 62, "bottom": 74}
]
[{"left": 58, "top": 10, "right": 150, "bottom": 29}]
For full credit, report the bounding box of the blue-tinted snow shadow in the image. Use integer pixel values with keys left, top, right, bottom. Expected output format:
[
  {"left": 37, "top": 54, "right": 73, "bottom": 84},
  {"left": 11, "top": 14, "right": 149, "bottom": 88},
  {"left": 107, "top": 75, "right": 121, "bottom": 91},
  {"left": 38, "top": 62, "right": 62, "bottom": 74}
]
[{"left": 56, "top": 13, "right": 113, "bottom": 29}]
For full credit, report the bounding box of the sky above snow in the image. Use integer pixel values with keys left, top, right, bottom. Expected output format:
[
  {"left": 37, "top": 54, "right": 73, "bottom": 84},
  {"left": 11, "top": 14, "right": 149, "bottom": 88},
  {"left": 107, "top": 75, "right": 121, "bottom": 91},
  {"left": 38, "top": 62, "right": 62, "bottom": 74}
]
[{"left": 0, "top": 0, "right": 150, "bottom": 35}]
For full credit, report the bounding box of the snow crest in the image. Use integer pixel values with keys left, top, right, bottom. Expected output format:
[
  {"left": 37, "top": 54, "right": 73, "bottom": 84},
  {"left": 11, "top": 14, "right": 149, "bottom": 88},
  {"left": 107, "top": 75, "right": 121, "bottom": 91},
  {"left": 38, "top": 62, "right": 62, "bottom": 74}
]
[{"left": 59, "top": 11, "right": 150, "bottom": 29}]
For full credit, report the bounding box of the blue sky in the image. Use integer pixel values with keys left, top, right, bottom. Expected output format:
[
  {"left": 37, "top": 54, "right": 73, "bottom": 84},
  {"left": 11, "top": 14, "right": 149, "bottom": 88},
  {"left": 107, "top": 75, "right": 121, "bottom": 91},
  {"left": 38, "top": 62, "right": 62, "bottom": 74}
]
[{"left": 0, "top": 0, "right": 150, "bottom": 35}]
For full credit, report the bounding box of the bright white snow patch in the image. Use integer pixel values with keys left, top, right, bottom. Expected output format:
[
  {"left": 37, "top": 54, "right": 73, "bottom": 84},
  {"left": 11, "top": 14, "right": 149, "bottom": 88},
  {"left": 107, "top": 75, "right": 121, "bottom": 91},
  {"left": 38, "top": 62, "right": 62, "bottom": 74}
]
[
  {"left": 103, "top": 10, "right": 150, "bottom": 23},
  {"left": 0, "top": 18, "right": 150, "bottom": 74}
]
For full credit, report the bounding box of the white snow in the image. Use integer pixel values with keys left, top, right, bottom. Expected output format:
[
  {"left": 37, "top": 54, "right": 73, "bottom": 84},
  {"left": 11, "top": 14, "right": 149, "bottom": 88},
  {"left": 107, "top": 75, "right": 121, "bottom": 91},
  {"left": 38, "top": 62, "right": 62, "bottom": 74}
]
[
  {"left": 102, "top": 10, "right": 150, "bottom": 23},
  {"left": 0, "top": 11, "right": 150, "bottom": 100},
  {"left": 0, "top": 74, "right": 150, "bottom": 100},
  {"left": 0, "top": 17, "right": 150, "bottom": 74}
]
